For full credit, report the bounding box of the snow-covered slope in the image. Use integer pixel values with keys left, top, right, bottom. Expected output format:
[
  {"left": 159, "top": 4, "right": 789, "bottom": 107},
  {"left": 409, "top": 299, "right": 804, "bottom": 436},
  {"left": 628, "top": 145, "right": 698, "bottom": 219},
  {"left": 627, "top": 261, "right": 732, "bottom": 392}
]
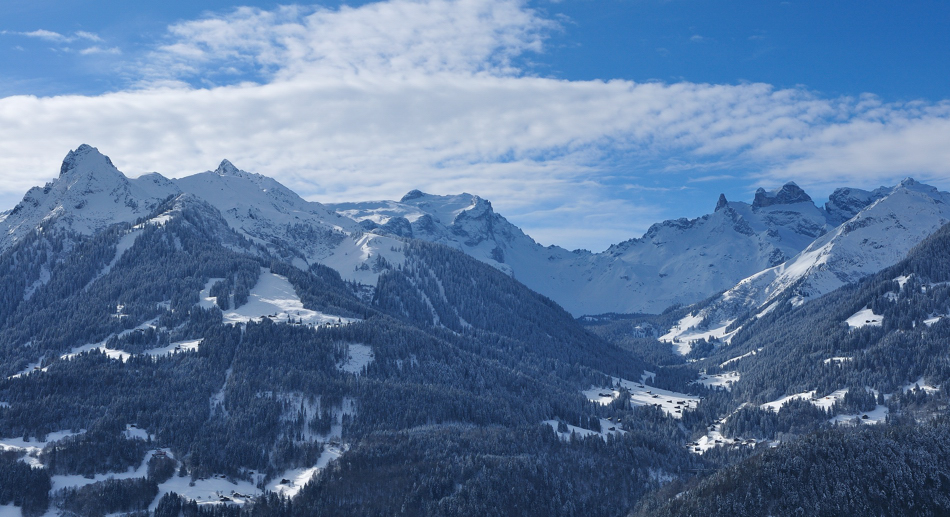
[
  {"left": 331, "top": 183, "right": 851, "bottom": 316},
  {"left": 670, "top": 179, "right": 950, "bottom": 344},
  {"left": 0, "top": 145, "right": 408, "bottom": 288},
  {"left": 174, "top": 160, "right": 406, "bottom": 286},
  {"left": 174, "top": 160, "right": 353, "bottom": 260},
  {"left": 0, "top": 145, "right": 179, "bottom": 250}
]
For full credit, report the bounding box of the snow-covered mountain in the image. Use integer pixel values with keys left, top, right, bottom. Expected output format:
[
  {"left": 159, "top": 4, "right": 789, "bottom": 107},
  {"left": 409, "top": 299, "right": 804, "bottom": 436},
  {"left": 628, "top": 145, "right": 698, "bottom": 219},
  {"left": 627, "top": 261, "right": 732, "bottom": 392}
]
[
  {"left": 5, "top": 144, "right": 940, "bottom": 321},
  {"left": 0, "top": 145, "right": 408, "bottom": 288},
  {"left": 0, "top": 145, "right": 179, "bottom": 250},
  {"left": 663, "top": 179, "right": 950, "bottom": 347},
  {"left": 331, "top": 183, "right": 869, "bottom": 316},
  {"left": 172, "top": 160, "right": 408, "bottom": 287}
]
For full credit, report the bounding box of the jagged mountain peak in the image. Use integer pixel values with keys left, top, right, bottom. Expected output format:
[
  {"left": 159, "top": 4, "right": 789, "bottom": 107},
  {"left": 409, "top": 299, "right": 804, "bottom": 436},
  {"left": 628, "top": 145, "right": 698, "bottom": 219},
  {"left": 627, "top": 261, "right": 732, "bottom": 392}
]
[
  {"left": 893, "top": 176, "right": 944, "bottom": 198},
  {"left": 0, "top": 144, "right": 180, "bottom": 249},
  {"left": 59, "top": 144, "right": 121, "bottom": 181},
  {"left": 715, "top": 193, "right": 729, "bottom": 212},
  {"left": 752, "top": 181, "right": 813, "bottom": 209},
  {"left": 215, "top": 159, "right": 242, "bottom": 176},
  {"left": 824, "top": 186, "right": 889, "bottom": 225}
]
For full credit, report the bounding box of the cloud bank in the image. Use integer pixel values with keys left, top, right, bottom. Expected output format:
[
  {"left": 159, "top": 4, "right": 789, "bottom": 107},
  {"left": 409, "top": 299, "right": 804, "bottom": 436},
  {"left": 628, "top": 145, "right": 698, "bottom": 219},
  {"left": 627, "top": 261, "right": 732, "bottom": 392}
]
[{"left": 1, "top": 0, "right": 949, "bottom": 250}]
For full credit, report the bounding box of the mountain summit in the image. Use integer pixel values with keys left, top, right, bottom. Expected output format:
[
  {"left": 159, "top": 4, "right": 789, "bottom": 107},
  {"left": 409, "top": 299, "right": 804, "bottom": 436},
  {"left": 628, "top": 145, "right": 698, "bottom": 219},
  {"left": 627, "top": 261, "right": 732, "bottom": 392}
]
[
  {"left": 752, "top": 182, "right": 812, "bottom": 208},
  {"left": 0, "top": 145, "right": 179, "bottom": 249}
]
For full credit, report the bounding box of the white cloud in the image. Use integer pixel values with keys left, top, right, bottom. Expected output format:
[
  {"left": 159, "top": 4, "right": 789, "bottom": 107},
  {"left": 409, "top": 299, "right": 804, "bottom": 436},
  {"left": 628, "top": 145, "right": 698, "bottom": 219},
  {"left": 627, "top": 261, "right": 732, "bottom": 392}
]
[
  {"left": 0, "top": 0, "right": 949, "bottom": 251},
  {"left": 74, "top": 31, "right": 103, "bottom": 42},
  {"left": 8, "top": 29, "right": 104, "bottom": 43},
  {"left": 79, "top": 46, "right": 121, "bottom": 55},
  {"left": 21, "top": 29, "right": 68, "bottom": 42}
]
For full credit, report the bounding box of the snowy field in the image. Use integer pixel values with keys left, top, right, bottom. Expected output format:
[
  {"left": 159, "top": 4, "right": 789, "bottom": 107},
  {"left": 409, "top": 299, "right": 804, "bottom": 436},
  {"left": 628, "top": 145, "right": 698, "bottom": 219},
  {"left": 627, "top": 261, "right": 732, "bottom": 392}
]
[
  {"left": 694, "top": 371, "right": 740, "bottom": 391},
  {"left": 0, "top": 430, "right": 84, "bottom": 468},
  {"left": 829, "top": 405, "right": 889, "bottom": 425},
  {"left": 659, "top": 313, "right": 738, "bottom": 355},
  {"left": 584, "top": 376, "right": 701, "bottom": 419},
  {"left": 719, "top": 348, "right": 762, "bottom": 368},
  {"left": 266, "top": 444, "right": 347, "bottom": 498},
  {"left": 199, "top": 269, "right": 359, "bottom": 327},
  {"left": 903, "top": 378, "right": 940, "bottom": 393},
  {"left": 846, "top": 307, "right": 883, "bottom": 328}
]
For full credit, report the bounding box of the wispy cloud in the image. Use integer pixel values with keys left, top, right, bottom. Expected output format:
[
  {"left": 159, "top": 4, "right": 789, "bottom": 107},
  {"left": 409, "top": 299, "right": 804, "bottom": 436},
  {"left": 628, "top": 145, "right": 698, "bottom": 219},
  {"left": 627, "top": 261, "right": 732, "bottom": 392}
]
[
  {"left": 0, "top": 0, "right": 948, "bottom": 251},
  {"left": 19, "top": 29, "right": 68, "bottom": 41},
  {"left": 79, "top": 46, "right": 120, "bottom": 55},
  {"left": 74, "top": 31, "right": 103, "bottom": 42},
  {"left": 3, "top": 28, "right": 114, "bottom": 57},
  {"left": 6, "top": 29, "right": 104, "bottom": 43},
  {"left": 688, "top": 175, "right": 737, "bottom": 183}
]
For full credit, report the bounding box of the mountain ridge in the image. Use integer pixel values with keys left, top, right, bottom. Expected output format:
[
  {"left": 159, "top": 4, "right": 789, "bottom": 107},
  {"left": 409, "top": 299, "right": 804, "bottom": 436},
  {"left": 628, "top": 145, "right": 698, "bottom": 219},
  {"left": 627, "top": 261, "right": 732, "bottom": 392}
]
[{"left": 4, "top": 144, "right": 946, "bottom": 321}]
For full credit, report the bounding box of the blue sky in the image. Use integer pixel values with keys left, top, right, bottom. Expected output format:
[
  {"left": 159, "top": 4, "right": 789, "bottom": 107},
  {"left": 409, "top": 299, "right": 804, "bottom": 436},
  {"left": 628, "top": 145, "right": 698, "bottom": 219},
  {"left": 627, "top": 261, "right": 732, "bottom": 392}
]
[{"left": 2, "top": 0, "right": 949, "bottom": 250}]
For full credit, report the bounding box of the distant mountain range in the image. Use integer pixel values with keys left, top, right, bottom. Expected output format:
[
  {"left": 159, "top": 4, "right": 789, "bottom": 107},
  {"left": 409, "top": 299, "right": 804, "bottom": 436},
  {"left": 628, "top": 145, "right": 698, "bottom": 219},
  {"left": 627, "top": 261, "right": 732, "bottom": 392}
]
[{"left": 4, "top": 145, "right": 947, "bottom": 321}]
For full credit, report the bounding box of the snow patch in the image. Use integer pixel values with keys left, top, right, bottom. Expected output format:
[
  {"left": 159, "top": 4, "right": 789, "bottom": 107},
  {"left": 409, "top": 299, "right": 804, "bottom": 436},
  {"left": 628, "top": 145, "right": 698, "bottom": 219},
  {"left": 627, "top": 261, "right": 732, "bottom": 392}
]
[
  {"left": 846, "top": 307, "right": 883, "bottom": 328},
  {"left": 266, "top": 444, "right": 346, "bottom": 498},
  {"left": 902, "top": 378, "right": 939, "bottom": 394},
  {"left": 829, "top": 405, "right": 889, "bottom": 426},
  {"left": 544, "top": 418, "right": 626, "bottom": 441},
  {"left": 760, "top": 391, "right": 817, "bottom": 412},
  {"left": 761, "top": 388, "right": 849, "bottom": 413},
  {"left": 694, "top": 371, "right": 740, "bottom": 391},
  {"left": 659, "top": 314, "right": 737, "bottom": 355},
  {"left": 584, "top": 377, "right": 700, "bottom": 419},
  {"left": 337, "top": 344, "right": 374, "bottom": 375},
  {"left": 150, "top": 456, "right": 261, "bottom": 509},
  {"left": 142, "top": 339, "right": 202, "bottom": 357},
  {"left": 719, "top": 348, "right": 761, "bottom": 368},
  {"left": 823, "top": 356, "right": 852, "bottom": 365},
  {"left": 0, "top": 505, "right": 24, "bottom": 517},
  {"left": 895, "top": 275, "right": 911, "bottom": 289},
  {"left": 0, "top": 430, "right": 85, "bottom": 468},
  {"left": 204, "top": 269, "right": 359, "bottom": 327},
  {"left": 690, "top": 422, "right": 762, "bottom": 455},
  {"left": 123, "top": 424, "right": 151, "bottom": 441}
]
